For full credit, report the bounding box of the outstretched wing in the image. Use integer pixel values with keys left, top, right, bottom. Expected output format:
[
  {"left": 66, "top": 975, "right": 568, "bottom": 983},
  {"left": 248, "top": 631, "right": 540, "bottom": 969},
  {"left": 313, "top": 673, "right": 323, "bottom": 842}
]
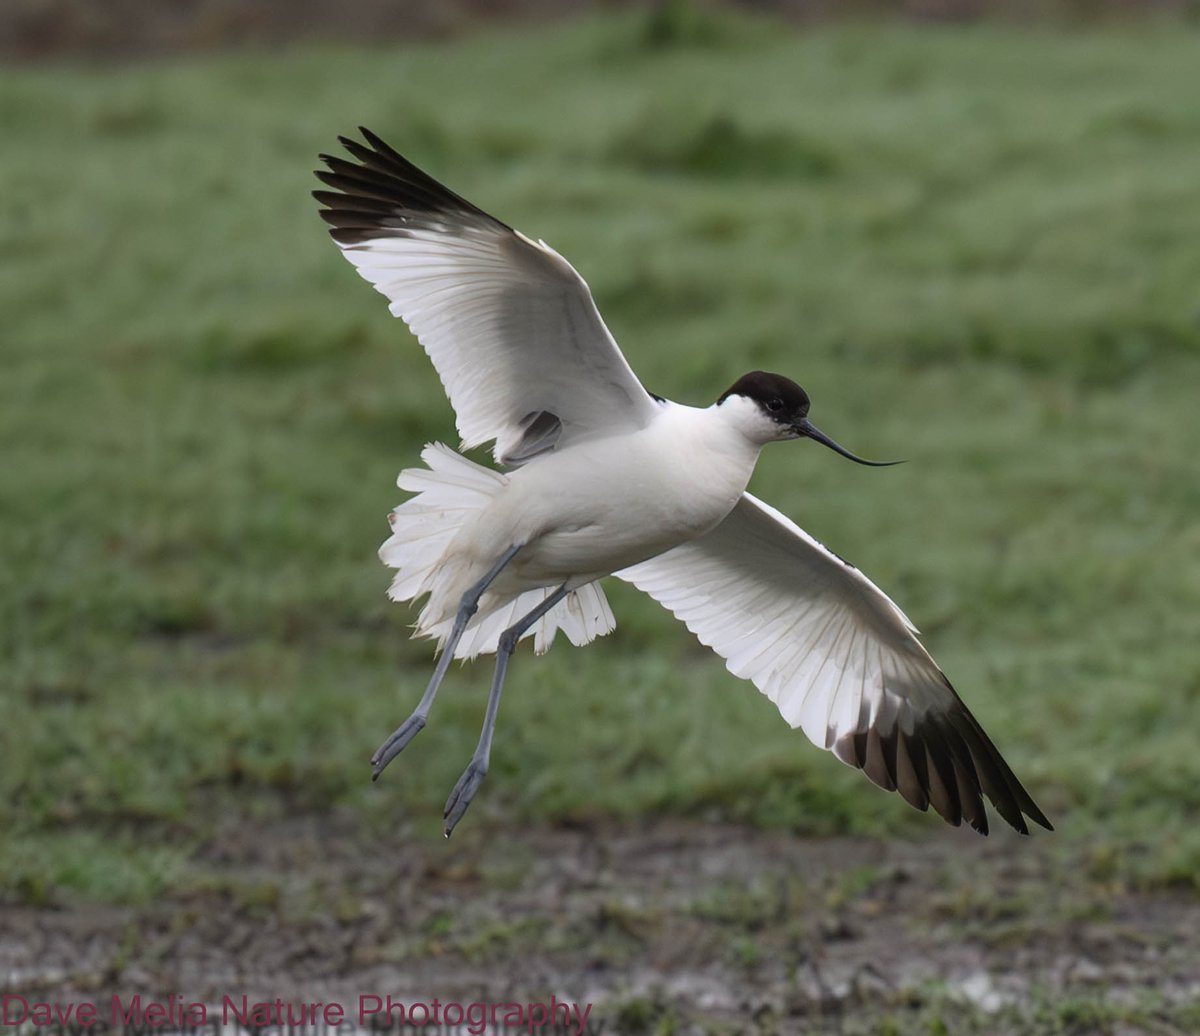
[
  {"left": 315, "top": 129, "right": 658, "bottom": 465},
  {"left": 617, "top": 493, "right": 1051, "bottom": 835}
]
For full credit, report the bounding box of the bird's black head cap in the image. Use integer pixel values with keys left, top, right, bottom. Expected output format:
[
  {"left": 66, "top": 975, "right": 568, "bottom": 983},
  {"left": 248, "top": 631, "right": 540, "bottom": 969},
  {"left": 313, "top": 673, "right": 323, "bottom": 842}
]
[{"left": 718, "top": 370, "right": 810, "bottom": 425}]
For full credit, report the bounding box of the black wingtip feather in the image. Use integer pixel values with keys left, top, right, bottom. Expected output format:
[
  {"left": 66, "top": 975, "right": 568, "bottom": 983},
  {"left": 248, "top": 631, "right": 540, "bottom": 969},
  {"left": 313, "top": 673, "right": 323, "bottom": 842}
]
[
  {"left": 314, "top": 128, "right": 511, "bottom": 242},
  {"left": 834, "top": 685, "right": 1051, "bottom": 836},
  {"left": 360, "top": 126, "right": 402, "bottom": 161},
  {"left": 895, "top": 729, "right": 930, "bottom": 813}
]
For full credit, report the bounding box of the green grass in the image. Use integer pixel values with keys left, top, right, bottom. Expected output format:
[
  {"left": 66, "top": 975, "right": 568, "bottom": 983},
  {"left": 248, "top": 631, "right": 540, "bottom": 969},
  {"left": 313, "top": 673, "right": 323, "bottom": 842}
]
[{"left": 3, "top": 8, "right": 1200, "bottom": 903}]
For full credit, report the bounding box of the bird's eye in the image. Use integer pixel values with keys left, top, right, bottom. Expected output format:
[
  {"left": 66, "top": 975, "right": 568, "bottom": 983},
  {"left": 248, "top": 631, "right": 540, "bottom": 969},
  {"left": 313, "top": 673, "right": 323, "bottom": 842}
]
[{"left": 766, "top": 398, "right": 784, "bottom": 412}]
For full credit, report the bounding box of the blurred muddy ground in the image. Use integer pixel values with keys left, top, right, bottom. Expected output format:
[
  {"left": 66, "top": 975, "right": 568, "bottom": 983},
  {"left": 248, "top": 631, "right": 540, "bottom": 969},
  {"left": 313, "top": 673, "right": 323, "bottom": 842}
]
[{"left": 5, "top": 818, "right": 1198, "bottom": 1034}]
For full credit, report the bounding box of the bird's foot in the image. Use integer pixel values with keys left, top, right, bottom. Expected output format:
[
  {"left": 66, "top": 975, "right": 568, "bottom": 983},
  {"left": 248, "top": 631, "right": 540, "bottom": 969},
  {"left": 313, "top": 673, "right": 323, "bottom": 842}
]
[
  {"left": 370, "top": 715, "right": 426, "bottom": 779},
  {"left": 443, "top": 759, "right": 488, "bottom": 837}
]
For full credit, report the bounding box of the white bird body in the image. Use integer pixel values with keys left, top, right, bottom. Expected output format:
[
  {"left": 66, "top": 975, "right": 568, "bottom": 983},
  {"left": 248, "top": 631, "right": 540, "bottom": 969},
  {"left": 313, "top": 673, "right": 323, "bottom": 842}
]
[
  {"left": 397, "top": 396, "right": 765, "bottom": 646},
  {"left": 315, "top": 129, "right": 1052, "bottom": 837}
]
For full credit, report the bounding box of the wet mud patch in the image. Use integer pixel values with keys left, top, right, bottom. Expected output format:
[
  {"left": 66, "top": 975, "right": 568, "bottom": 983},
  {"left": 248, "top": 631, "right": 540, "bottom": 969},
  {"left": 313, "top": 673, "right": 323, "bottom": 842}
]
[{"left": 3, "top": 817, "right": 1198, "bottom": 1033}]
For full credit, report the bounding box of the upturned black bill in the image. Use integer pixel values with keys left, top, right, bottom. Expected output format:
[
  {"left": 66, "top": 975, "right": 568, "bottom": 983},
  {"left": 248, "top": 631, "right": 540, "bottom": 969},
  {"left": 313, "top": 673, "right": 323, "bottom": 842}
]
[{"left": 795, "top": 418, "right": 902, "bottom": 467}]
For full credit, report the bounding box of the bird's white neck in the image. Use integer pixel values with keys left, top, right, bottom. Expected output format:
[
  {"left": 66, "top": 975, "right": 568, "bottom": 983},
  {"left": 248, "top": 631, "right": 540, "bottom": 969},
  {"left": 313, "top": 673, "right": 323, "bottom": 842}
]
[{"left": 646, "top": 400, "right": 767, "bottom": 513}]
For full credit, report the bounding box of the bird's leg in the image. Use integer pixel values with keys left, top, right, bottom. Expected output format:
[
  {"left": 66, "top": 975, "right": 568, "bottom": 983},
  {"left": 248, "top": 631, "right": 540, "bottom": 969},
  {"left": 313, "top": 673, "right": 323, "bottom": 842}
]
[
  {"left": 370, "top": 543, "right": 523, "bottom": 780},
  {"left": 443, "top": 582, "right": 572, "bottom": 837}
]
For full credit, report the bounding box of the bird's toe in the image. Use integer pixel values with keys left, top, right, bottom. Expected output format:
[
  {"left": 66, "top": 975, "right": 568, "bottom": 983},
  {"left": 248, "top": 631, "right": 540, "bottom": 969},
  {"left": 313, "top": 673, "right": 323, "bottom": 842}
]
[
  {"left": 370, "top": 714, "right": 427, "bottom": 779},
  {"left": 443, "top": 761, "right": 488, "bottom": 837}
]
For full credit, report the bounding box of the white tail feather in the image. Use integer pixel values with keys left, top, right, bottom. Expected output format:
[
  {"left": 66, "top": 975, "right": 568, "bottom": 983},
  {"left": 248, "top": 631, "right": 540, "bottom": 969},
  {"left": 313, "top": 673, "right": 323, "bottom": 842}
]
[{"left": 379, "top": 443, "right": 616, "bottom": 659}]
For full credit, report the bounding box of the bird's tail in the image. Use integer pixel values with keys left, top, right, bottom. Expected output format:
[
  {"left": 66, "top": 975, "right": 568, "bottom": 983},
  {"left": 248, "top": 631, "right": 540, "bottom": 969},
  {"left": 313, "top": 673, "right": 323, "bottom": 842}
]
[{"left": 379, "top": 443, "right": 616, "bottom": 659}]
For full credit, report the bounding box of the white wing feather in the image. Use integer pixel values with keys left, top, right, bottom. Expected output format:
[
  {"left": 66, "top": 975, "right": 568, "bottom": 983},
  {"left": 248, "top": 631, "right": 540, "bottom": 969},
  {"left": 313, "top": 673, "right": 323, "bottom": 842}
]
[
  {"left": 316, "top": 131, "right": 657, "bottom": 464},
  {"left": 617, "top": 493, "right": 1050, "bottom": 834}
]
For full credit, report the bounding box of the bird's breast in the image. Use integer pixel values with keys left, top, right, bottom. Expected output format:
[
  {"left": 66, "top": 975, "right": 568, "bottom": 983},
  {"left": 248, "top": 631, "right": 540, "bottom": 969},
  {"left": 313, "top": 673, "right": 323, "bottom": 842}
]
[{"left": 498, "top": 415, "right": 759, "bottom": 584}]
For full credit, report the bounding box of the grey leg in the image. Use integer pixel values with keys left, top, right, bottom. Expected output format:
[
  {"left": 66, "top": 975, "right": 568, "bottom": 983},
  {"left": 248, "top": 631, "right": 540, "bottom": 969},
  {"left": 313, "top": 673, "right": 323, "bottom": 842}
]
[
  {"left": 443, "top": 582, "right": 572, "bottom": 837},
  {"left": 371, "top": 543, "right": 523, "bottom": 780}
]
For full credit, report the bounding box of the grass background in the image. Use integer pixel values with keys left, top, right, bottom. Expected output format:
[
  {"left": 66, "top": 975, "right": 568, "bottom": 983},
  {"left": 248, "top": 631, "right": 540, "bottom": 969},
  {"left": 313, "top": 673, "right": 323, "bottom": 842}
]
[{"left": 3, "top": 5, "right": 1199, "bottom": 906}]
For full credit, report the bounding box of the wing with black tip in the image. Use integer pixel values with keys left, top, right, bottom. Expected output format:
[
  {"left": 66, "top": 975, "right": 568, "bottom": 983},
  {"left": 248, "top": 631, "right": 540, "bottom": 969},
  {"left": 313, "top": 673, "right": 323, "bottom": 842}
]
[
  {"left": 618, "top": 493, "right": 1051, "bottom": 835},
  {"left": 315, "top": 129, "right": 658, "bottom": 465}
]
